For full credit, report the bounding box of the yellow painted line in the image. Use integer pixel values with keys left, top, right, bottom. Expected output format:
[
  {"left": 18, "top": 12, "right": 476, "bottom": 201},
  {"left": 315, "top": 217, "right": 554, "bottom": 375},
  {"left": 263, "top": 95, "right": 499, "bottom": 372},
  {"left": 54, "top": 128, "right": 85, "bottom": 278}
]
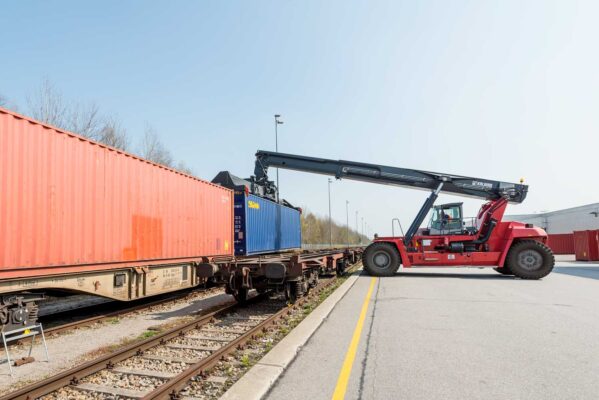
[{"left": 331, "top": 277, "right": 377, "bottom": 400}]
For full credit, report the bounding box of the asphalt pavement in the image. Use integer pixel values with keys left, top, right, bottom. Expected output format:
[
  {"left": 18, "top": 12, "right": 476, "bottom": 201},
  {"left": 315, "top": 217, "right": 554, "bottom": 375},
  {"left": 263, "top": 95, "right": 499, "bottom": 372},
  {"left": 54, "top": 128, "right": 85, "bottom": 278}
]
[{"left": 265, "top": 256, "right": 599, "bottom": 400}]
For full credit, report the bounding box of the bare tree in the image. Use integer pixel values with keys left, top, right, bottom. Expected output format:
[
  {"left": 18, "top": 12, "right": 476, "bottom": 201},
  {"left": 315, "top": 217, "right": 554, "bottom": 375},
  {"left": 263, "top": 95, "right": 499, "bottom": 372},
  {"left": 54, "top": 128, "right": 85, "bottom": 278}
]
[
  {"left": 176, "top": 161, "right": 195, "bottom": 176},
  {"left": 97, "top": 118, "right": 129, "bottom": 151},
  {"left": 26, "top": 78, "right": 67, "bottom": 128},
  {"left": 300, "top": 210, "right": 369, "bottom": 245},
  {"left": 26, "top": 79, "right": 131, "bottom": 150},
  {"left": 68, "top": 102, "right": 103, "bottom": 138},
  {"left": 140, "top": 126, "right": 173, "bottom": 167},
  {"left": 0, "top": 93, "right": 20, "bottom": 112}
]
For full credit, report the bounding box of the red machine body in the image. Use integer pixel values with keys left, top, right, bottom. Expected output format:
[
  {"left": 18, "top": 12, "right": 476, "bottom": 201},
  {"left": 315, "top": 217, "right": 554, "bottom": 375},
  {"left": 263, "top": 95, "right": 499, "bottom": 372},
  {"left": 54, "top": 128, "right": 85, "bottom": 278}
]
[
  {"left": 374, "top": 198, "right": 548, "bottom": 268},
  {"left": 252, "top": 150, "right": 554, "bottom": 279}
]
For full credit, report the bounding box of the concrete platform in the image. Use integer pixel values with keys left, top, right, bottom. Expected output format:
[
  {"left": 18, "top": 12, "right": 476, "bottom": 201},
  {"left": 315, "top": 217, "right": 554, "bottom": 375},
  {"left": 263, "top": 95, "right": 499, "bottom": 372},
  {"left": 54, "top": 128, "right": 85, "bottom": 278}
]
[{"left": 264, "top": 259, "right": 599, "bottom": 400}]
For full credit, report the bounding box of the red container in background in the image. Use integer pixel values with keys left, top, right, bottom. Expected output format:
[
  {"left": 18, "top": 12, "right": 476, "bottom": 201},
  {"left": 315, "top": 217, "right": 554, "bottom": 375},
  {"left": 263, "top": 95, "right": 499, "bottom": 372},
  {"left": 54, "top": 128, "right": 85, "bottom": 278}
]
[
  {"left": 0, "top": 108, "right": 234, "bottom": 279},
  {"left": 573, "top": 230, "right": 599, "bottom": 261},
  {"left": 547, "top": 233, "right": 575, "bottom": 255}
]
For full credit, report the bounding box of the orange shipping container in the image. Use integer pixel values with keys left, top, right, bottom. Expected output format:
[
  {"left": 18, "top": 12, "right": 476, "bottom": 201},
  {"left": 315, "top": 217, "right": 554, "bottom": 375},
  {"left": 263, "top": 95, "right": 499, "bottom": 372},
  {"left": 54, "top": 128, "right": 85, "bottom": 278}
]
[{"left": 0, "top": 108, "right": 233, "bottom": 280}]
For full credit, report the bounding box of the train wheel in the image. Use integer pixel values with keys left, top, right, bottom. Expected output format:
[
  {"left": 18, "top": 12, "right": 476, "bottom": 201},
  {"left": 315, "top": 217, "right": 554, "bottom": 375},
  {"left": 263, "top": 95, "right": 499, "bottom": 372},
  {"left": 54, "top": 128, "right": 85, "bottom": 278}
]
[
  {"left": 284, "top": 281, "right": 302, "bottom": 303},
  {"left": 336, "top": 260, "right": 346, "bottom": 276},
  {"left": 310, "top": 272, "right": 319, "bottom": 288},
  {"left": 506, "top": 240, "right": 554, "bottom": 279},
  {"left": 233, "top": 287, "right": 249, "bottom": 304},
  {"left": 363, "top": 242, "right": 401, "bottom": 276}
]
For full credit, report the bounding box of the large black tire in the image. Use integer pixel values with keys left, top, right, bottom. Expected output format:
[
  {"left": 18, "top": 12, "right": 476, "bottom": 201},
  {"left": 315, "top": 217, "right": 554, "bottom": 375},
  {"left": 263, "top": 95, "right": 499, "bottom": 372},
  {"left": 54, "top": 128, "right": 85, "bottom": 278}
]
[
  {"left": 505, "top": 240, "right": 554, "bottom": 279},
  {"left": 363, "top": 242, "right": 401, "bottom": 276},
  {"left": 493, "top": 266, "right": 513, "bottom": 275}
]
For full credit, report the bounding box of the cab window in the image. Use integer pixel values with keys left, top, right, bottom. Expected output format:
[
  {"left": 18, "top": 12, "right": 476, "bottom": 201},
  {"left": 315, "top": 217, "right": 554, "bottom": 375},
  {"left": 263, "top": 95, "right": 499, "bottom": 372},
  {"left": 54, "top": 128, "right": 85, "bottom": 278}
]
[{"left": 430, "top": 204, "right": 463, "bottom": 233}]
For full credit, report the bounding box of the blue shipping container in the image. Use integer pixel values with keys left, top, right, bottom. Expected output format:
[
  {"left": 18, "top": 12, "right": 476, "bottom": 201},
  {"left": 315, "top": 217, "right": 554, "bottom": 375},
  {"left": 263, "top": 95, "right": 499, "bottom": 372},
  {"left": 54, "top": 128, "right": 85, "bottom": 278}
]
[{"left": 234, "top": 193, "right": 301, "bottom": 256}]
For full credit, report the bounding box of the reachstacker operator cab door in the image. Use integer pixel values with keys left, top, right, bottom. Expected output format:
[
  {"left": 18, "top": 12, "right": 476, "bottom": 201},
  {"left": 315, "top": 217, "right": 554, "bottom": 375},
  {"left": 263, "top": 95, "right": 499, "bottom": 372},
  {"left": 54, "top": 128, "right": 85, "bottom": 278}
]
[{"left": 427, "top": 203, "right": 465, "bottom": 235}]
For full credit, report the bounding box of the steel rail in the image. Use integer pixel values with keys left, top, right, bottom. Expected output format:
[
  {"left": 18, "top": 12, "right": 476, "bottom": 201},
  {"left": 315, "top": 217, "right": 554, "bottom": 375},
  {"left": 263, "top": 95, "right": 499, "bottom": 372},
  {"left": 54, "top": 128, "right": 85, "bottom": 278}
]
[
  {"left": 0, "top": 299, "right": 239, "bottom": 400},
  {"left": 142, "top": 276, "right": 340, "bottom": 400}
]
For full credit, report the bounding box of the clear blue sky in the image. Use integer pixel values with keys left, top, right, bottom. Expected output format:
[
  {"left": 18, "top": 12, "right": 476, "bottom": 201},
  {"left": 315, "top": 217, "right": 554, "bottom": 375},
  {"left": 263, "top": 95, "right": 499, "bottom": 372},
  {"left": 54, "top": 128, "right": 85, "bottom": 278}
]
[{"left": 1, "top": 1, "right": 598, "bottom": 236}]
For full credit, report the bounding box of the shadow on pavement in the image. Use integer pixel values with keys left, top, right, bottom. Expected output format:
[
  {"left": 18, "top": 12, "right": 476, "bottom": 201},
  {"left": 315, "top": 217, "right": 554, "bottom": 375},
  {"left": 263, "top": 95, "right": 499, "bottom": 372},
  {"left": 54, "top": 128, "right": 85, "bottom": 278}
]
[
  {"left": 389, "top": 271, "right": 513, "bottom": 280},
  {"left": 553, "top": 266, "right": 599, "bottom": 280}
]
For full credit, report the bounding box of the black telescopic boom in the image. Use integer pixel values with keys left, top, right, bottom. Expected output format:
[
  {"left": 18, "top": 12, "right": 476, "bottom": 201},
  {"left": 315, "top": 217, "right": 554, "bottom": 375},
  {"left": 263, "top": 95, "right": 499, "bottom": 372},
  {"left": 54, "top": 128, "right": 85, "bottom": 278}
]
[{"left": 253, "top": 150, "right": 528, "bottom": 203}]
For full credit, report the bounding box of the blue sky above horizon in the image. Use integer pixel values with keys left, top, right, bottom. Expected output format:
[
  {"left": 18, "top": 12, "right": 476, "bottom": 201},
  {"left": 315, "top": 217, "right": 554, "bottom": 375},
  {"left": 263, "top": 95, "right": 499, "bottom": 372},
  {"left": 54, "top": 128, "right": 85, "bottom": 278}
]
[{"left": 2, "top": 1, "right": 598, "bottom": 236}]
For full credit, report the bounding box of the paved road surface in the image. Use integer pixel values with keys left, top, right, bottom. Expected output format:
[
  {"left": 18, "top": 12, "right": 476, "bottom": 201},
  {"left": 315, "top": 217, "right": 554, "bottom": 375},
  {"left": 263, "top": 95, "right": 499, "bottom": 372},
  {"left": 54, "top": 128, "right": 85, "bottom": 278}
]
[{"left": 266, "top": 258, "right": 599, "bottom": 400}]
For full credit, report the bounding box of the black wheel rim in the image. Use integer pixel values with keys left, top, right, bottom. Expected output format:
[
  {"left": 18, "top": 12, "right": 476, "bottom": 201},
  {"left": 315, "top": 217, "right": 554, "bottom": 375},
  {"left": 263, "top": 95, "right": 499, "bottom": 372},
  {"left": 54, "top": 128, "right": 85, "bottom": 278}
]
[
  {"left": 373, "top": 251, "right": 391, "bottom": 269},
  {"left": 518, "top": 249, "right": 543, "bottom": 270}
]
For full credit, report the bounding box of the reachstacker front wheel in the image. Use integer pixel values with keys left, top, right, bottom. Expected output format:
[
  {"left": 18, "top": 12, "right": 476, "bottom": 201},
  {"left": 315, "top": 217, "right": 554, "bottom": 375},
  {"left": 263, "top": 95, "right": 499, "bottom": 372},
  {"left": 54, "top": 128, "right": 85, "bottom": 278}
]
[{"left": 363, "top": 242, "right": 401, "bottom": 277}]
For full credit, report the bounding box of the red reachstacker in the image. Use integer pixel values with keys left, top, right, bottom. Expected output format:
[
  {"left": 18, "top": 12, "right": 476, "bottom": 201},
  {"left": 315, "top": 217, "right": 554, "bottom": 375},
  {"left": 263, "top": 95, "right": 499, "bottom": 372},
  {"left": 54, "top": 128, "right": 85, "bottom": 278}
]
[{"left": 251, "top": 150, "right": 554, "bottom": 279}]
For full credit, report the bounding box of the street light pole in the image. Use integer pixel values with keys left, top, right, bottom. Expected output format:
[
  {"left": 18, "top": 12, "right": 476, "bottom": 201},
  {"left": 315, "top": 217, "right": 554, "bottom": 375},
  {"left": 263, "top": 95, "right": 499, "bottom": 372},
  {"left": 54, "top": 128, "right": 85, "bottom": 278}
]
[
  {"left": 328, "top": 178, "right": 332, "bottom": 248},
  {"left": 361, "top": 217, "right": 364, "bottom": 245},
  {"left": 355, "top": 211, "right": 359, "bottom": 245},
  {"left": 274, "top": 114, "right": 283, "bottom": 202},
  {"left": 346, "top": 200, "right": 350, "bottom": 248}
]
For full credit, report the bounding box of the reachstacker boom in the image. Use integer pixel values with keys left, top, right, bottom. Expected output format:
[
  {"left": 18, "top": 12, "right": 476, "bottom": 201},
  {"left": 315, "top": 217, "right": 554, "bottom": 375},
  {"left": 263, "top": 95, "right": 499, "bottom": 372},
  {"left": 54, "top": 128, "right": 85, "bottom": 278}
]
[{"left": 252, "top": 150, "right": 554, "bottom": 279}]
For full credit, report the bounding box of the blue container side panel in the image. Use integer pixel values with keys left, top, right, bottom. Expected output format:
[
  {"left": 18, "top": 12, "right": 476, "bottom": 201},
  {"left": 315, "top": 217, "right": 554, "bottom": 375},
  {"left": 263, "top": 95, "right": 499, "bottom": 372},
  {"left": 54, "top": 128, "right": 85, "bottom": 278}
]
[
  {"left": 279, "top": 205, "right": 302, "bottom": 249},
  {"left": 236, "top": 194, "right": 301, "bottom": 256}
]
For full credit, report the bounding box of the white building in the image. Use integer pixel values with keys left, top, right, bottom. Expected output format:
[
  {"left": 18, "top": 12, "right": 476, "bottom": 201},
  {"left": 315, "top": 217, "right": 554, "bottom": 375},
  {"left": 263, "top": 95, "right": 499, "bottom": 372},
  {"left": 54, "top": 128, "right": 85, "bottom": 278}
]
[{"left": 505, "top": 203, "right": 599, "bottom": 234}]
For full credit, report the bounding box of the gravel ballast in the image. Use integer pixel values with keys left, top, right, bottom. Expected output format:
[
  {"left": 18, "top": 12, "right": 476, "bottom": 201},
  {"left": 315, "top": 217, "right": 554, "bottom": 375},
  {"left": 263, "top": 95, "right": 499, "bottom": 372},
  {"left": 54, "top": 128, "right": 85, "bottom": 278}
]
[{"left": 0, "top": 290, "right": 232, "bottom": 395}]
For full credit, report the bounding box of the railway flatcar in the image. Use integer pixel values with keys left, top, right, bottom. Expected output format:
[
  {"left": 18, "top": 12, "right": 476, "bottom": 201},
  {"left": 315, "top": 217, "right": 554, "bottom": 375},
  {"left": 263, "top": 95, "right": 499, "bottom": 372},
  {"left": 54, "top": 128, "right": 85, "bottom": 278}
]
[
  {"left": 0, "top": 107, "right": 234, "bottom": 331},
  {"left": 209, "top": 172, "right": 362, "bottom": 303}
]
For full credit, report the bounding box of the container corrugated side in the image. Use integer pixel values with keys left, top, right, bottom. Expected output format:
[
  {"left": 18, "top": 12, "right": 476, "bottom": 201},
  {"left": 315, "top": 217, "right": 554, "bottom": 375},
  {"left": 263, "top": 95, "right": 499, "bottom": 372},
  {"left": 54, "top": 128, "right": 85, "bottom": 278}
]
[
  {"left": 0, "top": 108, "right": 234, "bottom": 278},
  {"left": 573, "top": 230, "right": 599, "bottom": 261},
  {"left": 547, "top": 233, "right": 574, "bottom": 255},
  {"left": 233, "top": 193, "right": 301, "bottom": 255}
]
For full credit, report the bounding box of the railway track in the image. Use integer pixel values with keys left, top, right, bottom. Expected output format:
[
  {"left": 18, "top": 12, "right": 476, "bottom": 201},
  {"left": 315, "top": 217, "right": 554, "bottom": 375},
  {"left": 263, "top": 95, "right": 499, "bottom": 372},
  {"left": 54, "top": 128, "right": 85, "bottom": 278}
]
[
  {"left": 2, "top": 273, "right": 346, "bottom": 400},
  {"left": 1, "top": 287, "right": 225, "bottom": 351}
]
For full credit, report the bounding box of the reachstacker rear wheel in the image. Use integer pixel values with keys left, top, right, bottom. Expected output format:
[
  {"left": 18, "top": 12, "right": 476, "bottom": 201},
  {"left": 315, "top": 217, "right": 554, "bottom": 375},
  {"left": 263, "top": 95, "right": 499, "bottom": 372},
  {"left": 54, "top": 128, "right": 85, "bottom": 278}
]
[{"left": 504, "top": 240, "right": 555, "bottom": 279}]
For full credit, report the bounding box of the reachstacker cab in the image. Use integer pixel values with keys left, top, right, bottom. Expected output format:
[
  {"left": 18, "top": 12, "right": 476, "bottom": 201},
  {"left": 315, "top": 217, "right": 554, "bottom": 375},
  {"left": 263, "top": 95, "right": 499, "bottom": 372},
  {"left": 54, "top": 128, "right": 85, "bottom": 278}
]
[{"left": 251, "top": 150, "right": 554, "bottom": 279}]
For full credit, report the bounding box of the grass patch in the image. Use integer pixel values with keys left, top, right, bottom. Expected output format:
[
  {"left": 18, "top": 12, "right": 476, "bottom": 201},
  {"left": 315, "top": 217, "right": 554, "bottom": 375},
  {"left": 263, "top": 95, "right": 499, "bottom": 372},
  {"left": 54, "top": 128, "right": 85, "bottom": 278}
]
[
  {"left": 138, "top": 330, "right": 159, "bottom": 340},
  {"left": 240, "top": 354, "right": 251, "bottom": 368},
  {"left": 264, "top": 341, "right": 273, "bottom": 352}
]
